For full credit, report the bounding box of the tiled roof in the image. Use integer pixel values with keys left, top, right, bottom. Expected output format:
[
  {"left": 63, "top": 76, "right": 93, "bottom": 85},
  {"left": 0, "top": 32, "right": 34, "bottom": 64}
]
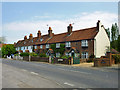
[
  {"left": 47, "top": 27, "right": 97, "bottom": 44},
  {"left": 15, "top": 27, "right": 98, "bottom": 47}
]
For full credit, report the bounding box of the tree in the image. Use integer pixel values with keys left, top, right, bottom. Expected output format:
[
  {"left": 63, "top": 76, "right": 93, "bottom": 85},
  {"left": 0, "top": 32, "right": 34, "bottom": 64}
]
[
  {"left": 2, "top": 44, "right": 16, "bottom": 57},
  {"left": 111, "top": 23, "right": 119, "bottom": 41},
  {"left": 111, "top": 23, "right": 119, "bottom": 50},
  {"left": 117, "top": 35, "right": 120, "bottom": 52},
  {"left": 105, "top": 28, "right": 110, "bottom": 39}
]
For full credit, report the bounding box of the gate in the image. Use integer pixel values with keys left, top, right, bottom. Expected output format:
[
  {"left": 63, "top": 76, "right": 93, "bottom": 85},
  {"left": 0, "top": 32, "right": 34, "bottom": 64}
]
[{"left": 73, "top": 57, "right": 80, "bottom": 64}]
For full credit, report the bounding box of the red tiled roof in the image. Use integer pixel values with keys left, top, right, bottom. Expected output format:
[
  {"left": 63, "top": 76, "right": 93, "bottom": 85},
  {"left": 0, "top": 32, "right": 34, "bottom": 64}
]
[
  {"left": 47, "top": 27, "right": 97, "bottom": 44},
  {"left": 15, "top": 27, "right": 98, "bottom": 47}
]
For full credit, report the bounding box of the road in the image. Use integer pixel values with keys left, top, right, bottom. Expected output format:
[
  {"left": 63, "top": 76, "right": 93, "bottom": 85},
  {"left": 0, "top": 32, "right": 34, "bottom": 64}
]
[{"left": 1, "top": 58, "right": 119, "bottom": 88}]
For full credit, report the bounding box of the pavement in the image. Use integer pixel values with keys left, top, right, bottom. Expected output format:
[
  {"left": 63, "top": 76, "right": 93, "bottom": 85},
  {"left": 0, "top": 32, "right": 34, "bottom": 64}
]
[{"left": 1, "top": 58, "right": 119, "bottom": 88}]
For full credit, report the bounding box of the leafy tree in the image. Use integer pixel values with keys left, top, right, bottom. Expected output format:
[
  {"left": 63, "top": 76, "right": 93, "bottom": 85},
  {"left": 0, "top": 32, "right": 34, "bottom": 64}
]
[
  {"left": 111, "top": 23, "right": 119, "bottom": 50},
  {"left": 105, "top": 28, "right": 110, "bottom": 39},
  {"left": 2, "top": 44, "right": 16, "bottom": 57},
  {"left": 117, "top": 35, "right": 120, "bottom": 52}
]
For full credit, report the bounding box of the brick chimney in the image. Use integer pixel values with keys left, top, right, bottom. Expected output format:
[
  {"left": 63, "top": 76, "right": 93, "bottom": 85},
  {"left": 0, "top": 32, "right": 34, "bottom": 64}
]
[
  {"left": 48, "top": 27, "right": 53, "bottom": 37},
  {"left": 37, "top": 30, "right": 41, "bottom": 37},
  {"left": 67, "top": 24, "right": 73, "bottom": 35},
  {"left": 24, "top": 36, "right": 27, "bottom": 40},
  {"left": 29, "top": 33, "right": 33, "bottom": 39},
  {"left": 97, "top": 20, "right": 101, "bottom": 32}
]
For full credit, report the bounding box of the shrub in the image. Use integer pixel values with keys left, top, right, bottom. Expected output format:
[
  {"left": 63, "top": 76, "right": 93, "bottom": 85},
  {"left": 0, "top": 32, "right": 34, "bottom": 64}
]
[
  {"left": 112, "top": 54, "right": 120, "bottom": 64},
  {"left": 87, "top": 54, "right": 95, "bottom": 63},
  {"left": 61, "top": 55, "right": 69, "bottom": 59},
  {"left": 14, "top": 54, "right": 19, "bottom": 56},
  {"left": 39, "top": 53, "right": 47, "bottom": 57},
  {"left": 20, "top": 52, "right": 29, "bottom": 56},
  {"left": 29, "top": 52, "right": 38, "bottom": 56}
]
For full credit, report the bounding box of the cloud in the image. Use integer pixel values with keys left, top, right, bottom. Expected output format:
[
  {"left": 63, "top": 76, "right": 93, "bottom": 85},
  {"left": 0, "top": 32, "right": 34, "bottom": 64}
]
[{"left": 3, "top": 11, "right": 118, "bottom": 44}]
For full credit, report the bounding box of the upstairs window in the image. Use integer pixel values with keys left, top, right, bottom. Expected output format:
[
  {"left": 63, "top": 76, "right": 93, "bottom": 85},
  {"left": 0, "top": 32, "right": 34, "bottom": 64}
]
[
  {"left": 40, "top": 38, "right": 43, "bottom": 42},
  {"left": 66, "top": 42, "right": 71, "bottom": 47},
  {"left": 46, "top": 44, "right": 49, "bottom": 48},
  {"left": 56, "top": 53, "right": 60, "bottom": 57},
  {"left": 56, "top": 43, "right": 60, "bottom": 48},
  {"left": 81, "top": 40, "right": 88, "bottom": 47},
  {"left": 40, "top": 45, "right": 43, "bottom": 49},
  {"left": 34, "top": 45, "right": 37, "bottom": 49},
  {"left": 81, "top": 52, "right": 88, "bottom": 59}
]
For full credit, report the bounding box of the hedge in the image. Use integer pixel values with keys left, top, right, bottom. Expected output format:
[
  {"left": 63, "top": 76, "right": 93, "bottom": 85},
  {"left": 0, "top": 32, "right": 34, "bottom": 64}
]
[{"left": 112, "top": 54, "right": 120, "bottom": 64}]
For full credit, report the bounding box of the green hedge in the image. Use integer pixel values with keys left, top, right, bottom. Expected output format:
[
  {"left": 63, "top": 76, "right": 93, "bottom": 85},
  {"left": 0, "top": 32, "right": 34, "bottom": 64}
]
[
  {"left": 61, "top": 55, "right": 70, "bottom": 59},
  {"left": 112, "top": 54, "right": 120, "bottom": 64},
  {"left": 20, "top": 52, "right": 29, "bottom": 56},
  {"left": 29, "top": 52, "right": 38, "bottom": 56},
  {"left": 39, "top": 53, "right": 47, "bottom": 57}
]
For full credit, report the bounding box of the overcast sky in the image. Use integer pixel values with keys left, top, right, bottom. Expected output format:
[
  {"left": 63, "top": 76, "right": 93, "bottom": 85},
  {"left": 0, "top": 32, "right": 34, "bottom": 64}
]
[{"left": 2, "top": 1, "right": 118, "bottom": 44}]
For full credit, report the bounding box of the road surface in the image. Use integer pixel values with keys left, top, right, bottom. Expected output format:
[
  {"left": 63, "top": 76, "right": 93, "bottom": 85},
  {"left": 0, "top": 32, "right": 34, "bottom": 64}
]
[{"left": 1, "top": 58, "right": 119, "bottom": 88}]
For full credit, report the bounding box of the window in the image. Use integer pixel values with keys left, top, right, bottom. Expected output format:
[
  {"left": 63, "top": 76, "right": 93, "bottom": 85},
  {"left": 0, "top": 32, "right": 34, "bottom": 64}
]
[
  {"left": 56, "top": 53, "right": 60, "bottom": 57},
  {"left": 66, "top": 42, "right": 71, "bottom": 47},
  {"left": 40, "top": 45, "right": 43, "bottom": 49},
  {"left": 56, "top": 43, "right": 60, "bottom": 48},
  {"left": 40, "top": 38, "right": 43, "bottom": 41},
  {"left": 81, "top": 40, "right": 88, "bottom": 47},
  {"left": 35, "top": 46, "right": 37, "bottom": 49},
  {"left": 81, "top": 52, "right": 88, "bottom": 59},
  {"left": 46, "top": 44, "right": 49, "bottom": 48},
  {"left": 24, "top": 41, "right": 26, "bottom": 44}
]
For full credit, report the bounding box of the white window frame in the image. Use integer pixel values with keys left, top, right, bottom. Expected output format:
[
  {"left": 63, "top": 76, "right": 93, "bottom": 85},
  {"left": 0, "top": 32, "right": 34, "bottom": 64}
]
[
  {"left": 40, "top": 38, "right": 43, "bottom": 41},
  {"left": 81, "top": 52, "right": 88, "bottom": 59},
  {"left": 40, "top": 45, "right": 43, "bottom": 49},
  {"left": 56, "top": 53, "right": 60, "bottom": 57},
  {"left": 46, "top": 44, "right": 49, "bottom": 48},
  {"left": 65, "top": 42, "right": 71, "bottom": 47},
  {"left": 34, "top": 45, "right": 37, "bottom": 49},
  {"left": 56, "top": 43, "right": 60, "bottom": 48},
  {"left": 81, "top": 40, "right": 88, "bottom": 47}
]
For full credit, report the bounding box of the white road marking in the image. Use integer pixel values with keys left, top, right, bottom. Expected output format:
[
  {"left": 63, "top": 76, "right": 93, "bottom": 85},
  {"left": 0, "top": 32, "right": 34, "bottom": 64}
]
[
  {"left": 22, "top": 69, "right": 27, "bottom": 72},
  {"left": 58, "top": 68, "right": 91, "bottom": 74},
  {"left": 64, "top": 82, "right": 74, "bottom": 86},
  {"left": 30, "top": 72, "right": 39, "bottom": 75}
]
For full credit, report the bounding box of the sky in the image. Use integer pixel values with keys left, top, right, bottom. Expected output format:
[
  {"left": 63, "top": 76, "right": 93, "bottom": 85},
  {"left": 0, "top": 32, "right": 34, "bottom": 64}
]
[{"left": 2, "top": 2, "right": 119, "bottom": 44}]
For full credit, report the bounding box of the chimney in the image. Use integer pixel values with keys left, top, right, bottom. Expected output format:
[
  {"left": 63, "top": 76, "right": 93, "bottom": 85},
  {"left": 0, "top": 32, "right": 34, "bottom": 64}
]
[
  {"left": 67, "top": 24, "right": 73, "bottom": 35},
  {"left": 97, "top": 20, "right": 101, "bottom": 32},
  {"left": 48, "top": 27, "right": 53, "bottom": 37},
  {"left": 37, "top": 30, "right": 41, "bottom": 37},
  {"left": 29, "top": 33, "right": 33, "bottom": 39},
  {"left": 24, "top": 36, "right": 27, "bottom": 40}
]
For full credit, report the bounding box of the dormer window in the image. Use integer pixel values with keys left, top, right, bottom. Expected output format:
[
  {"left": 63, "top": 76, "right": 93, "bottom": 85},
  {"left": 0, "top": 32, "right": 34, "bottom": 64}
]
[
  {"left": 81, "top": 40, "right": 88, "bottom": 47},
  {"left": 56, "top": 43, "right": 60, "bottom": 48},
  {"left": 46, "top": 44, "right": 49, "bottom": 48},
  {"left": 24, "top": 41, "right": 26, "bottom": 44},
  {"left": 66, "top": 42, "right": 71, "bottom": 47},
  {"left": 40, "top": 38, "right": 43, "bottom": 42}
]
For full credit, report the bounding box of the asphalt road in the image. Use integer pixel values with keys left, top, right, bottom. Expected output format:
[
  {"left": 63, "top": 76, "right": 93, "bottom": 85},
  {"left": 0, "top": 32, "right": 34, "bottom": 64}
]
[{"left": 2, "top": 58, "right": 119, "bottom": 88}]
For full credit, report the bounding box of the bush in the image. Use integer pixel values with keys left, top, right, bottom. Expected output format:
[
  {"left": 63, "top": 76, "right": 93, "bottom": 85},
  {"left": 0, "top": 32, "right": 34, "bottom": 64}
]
[
  {"left": 61, "top": 55, "right": 69, "bottom": 59},
  {"left": 39, "top": 53, "right": 47, "bottom": 57},
  {"left": 112, "top": 54, "right": 120, "bottom": 64},
  {"left": 29, "top": 52, "right": 38, "bottom": 56},
  {"left": 14, "top": 54, "right": 19, "bottom": 56},
  {"left": 87, "top": 54, "right": 95, "bottom": 63},
  {"left": 20, "top": 52, "right": 29, "bottom": 56}
]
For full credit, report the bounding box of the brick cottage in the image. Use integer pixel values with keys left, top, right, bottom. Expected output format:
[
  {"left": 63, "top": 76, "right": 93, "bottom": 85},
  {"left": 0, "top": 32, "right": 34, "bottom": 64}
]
[{"left": 14, "top": 20, "right": 110, "bottom": 61}]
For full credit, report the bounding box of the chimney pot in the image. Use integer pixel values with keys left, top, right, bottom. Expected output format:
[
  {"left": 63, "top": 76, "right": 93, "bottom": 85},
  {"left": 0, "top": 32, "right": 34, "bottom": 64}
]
[
  {"left": 67, "top": 24, "right": 73, "bottom": 35},
  {"left": 24, "top": 36, "right": 27, "bottom": 40},
  {"left": 37, "top": 30, "right": 41, "bottom": 37},
  {"left": 29, "top": 33, "right": 33, "bottom": 39},
  {"left": 48, "top": 27, "right": 53, "bottom": 37}
]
